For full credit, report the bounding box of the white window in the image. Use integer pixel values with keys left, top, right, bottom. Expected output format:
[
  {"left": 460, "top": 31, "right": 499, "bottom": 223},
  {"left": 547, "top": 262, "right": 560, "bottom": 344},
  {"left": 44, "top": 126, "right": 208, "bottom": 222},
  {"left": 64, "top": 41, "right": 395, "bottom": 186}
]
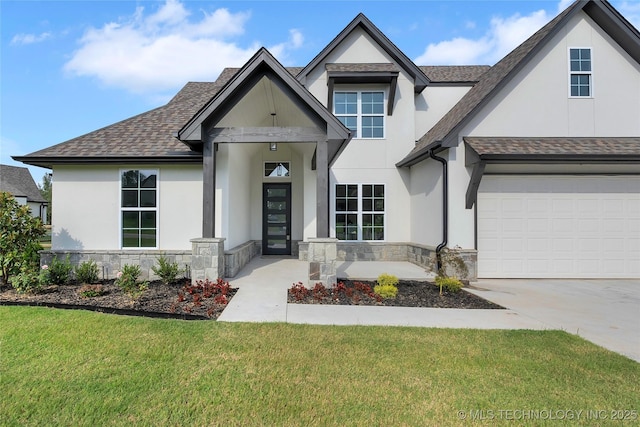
[
  {"left": 334, "top": 91, "right": 385, "bottom": 138},
  {"left": 335, "top": 184, "right": 385, "bottom": 241},
  {"left": 569, "top": 48, "right": 592, "bottom": 97},
  {"left": 121, "top": 169, "right": 157, "bottom": 248}
]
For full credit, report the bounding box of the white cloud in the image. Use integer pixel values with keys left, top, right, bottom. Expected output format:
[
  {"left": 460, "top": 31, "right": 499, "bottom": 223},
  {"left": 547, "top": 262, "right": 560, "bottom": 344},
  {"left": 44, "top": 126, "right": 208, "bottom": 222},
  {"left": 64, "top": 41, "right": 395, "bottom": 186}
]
[
  {"left": 63, "top": 0, "right": 302, "bottom": 95},
  {"left": 618, "top": 1, "right": 640, "bottom": 29},
  {"left": 11, "top": 32, "right": 51, "bottom": 45},
  {"left": 268, "top": 29, "right": 304, "bottom": 61},
  {"left": 414, "top": 7, "right": 551, "bottom": 65}
]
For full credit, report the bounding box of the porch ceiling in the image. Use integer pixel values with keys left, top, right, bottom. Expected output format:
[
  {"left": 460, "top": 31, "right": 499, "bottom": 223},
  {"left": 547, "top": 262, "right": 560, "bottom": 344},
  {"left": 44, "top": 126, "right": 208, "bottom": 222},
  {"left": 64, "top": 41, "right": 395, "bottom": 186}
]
[{"left": 217, "top": 76, "right": 318, "bottom": 129}]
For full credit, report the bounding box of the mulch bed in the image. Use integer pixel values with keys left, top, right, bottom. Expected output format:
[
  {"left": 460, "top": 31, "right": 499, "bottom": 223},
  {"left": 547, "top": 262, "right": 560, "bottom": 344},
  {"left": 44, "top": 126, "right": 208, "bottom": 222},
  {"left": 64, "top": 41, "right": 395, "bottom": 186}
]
[
  {"left": 288, "top": 279, "right": 504, "bottom": 309},
  {"left": 0, "top": 280, "right": 237, "bottom": 320}
]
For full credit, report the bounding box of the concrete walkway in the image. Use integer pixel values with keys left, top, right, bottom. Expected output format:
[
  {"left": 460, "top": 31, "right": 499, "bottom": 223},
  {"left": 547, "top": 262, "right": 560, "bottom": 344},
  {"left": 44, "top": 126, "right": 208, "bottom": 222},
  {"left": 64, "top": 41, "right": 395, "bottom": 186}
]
[{"left": 218, "top": 257, "right": 547, "bottom": 331}]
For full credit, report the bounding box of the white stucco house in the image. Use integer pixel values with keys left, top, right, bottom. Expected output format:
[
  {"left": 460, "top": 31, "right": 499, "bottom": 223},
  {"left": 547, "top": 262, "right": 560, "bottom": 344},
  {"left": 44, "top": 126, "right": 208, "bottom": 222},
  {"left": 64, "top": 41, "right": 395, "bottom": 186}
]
[{"left": 14, "top": 0, "right": 640, "bottom": 281}]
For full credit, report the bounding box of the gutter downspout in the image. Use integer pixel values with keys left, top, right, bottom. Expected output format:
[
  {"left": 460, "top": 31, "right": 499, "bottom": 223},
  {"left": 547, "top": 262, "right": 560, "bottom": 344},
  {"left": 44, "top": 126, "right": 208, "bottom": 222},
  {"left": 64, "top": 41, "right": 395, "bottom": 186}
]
[{"left": 429, "top": 146, "right": 447, "bottom": 273}]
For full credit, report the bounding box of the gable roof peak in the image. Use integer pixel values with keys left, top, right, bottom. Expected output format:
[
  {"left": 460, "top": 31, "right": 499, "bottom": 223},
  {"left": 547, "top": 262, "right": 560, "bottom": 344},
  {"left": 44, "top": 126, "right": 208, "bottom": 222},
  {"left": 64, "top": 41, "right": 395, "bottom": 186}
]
[
  {"left": 297, "top": 13, "right": 429, "bottom": 92},
  {"left": 397, "top": 0, "right": 640, "bottom": 167}
]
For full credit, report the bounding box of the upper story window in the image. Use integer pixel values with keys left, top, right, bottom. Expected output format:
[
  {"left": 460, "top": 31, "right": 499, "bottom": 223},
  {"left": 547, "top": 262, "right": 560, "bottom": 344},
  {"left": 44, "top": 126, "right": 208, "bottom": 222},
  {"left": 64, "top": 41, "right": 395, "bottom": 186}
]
[
  {"left": 121, "top": 169, "right": 157, "bottom": 248},
  {"left": 569, "top": 48, "right": 592, "bottom": 97},
  {"left": 334, "top": 91, "right": 385, "bottom": 138}
]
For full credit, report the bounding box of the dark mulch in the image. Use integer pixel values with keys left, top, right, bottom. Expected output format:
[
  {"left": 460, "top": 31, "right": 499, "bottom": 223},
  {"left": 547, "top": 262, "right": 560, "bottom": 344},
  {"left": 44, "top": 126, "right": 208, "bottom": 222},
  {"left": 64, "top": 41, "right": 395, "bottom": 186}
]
[
  {"left": 0, "top": 279, "right": 237, "bottom": 320},
  {"left": 288, "top": 279, "right": 504, "bottom": 309}
]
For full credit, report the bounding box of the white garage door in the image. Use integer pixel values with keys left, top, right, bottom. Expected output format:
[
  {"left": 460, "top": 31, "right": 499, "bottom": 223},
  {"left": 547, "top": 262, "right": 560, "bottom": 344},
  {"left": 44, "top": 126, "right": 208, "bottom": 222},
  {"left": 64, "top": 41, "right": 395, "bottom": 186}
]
[{"left": 477, "top": 175, "right": 640, "bottom": 278}]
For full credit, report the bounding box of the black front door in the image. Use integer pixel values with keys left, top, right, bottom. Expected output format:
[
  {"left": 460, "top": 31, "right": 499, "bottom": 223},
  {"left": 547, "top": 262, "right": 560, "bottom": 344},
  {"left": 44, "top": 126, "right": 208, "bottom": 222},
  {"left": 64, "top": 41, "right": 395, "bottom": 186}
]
[{"left": 262, "top": 183, "right": 291, "bottom": 255}]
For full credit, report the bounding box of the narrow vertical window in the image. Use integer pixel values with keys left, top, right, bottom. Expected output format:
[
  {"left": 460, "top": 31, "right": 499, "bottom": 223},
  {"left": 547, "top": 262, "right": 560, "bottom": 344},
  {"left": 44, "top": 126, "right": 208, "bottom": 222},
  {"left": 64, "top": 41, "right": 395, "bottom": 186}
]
[
  {"left": 569, "top": 48, "right": 592, "bottom": 97},
  {"left": 121, "top": 169, "right": 157, "bottom": 248},
  {"left": 335, "top": 184, "right": 358, "bottom": 240}
]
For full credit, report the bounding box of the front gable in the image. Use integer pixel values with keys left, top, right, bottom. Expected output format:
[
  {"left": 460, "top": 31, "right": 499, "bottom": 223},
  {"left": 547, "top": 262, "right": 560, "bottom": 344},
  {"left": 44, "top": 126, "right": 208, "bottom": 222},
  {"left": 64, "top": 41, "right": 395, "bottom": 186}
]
[
  {"left": 178, "top": 48, "right": 351, "bottom": 165},
  {"left": 462, "top": 10, "right": 640, "bottom": 139}
]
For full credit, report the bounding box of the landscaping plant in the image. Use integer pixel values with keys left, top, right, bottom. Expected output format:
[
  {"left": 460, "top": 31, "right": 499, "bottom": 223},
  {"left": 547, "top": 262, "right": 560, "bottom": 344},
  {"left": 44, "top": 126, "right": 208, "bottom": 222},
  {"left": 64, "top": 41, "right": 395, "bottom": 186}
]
[
  {"left": 47, "top": 255, "right": 73, "bottom": 286},
  {"left": 10, "top": 265, "right": 50, "bottom": 294},
  {"left": 435, "top": 275, "right": 463, "bottom": 295},
  {"left": 78, "top": 284, "right": 106, "bottom": 298},
  {"left": 116, "top": 264, "right": 148, "bottom": 299},
  {"left": 374, "top": 273, "right": 399, "bottom": 299},
  {"left": 75, "top": 260, "right": 100, "bottom": 284},
  {"left": 0, "top": 192, "right": 46, "bottom": 285},
  {"left": 151, "top": 253, "right": 182, "bottom": 284}
]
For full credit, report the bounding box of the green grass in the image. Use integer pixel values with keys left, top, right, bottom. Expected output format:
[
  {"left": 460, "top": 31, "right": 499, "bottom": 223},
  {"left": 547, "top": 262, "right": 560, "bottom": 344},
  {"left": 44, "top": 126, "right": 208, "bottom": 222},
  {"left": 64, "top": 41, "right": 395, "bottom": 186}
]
[{"left": 1, "top": 307, "right": 639, "bottom": 426}]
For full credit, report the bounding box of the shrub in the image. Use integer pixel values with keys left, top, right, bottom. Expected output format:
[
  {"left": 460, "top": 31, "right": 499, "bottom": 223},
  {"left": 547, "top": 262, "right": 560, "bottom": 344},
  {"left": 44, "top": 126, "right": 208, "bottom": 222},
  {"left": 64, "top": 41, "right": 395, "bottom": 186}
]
[
  {"left": 435, "top": 276, "right": 463, "bottom": 295},
  {"left": 151, "top": 254, "right": 181, "bottom": 284},
  {"left": 377, "top": 273, "right": 399, "bottom": 287},
  {"left": 116, "top": 264, "right": 148, "bottom": 299},
  {"left": 10, "top": 265, "right": 50, "bottom": 294},
  {"left": 78, "top": 284, "right": 106, "bottom": 298},
  {"left": 374, "top": 273, "right": 399, "bottom": 299},
  {"left": 374, "top": 283, "right": 398, "bottom": 299},
  {"left": 48, "top": 256, "right": 73, "bottom": 286},
  {"left": 75, "top": 260, "right": 100, "bottom": 284},
  {"left": 0, "top": 192, "right": 46, "bottom": 284}
]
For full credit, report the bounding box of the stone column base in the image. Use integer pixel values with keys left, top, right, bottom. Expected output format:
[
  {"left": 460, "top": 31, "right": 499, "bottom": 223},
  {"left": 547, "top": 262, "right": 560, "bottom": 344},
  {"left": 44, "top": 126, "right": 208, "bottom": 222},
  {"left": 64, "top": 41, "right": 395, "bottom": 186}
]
[
  {"left": 190, "top": 238, "right": 226, "bottom": 284},
  {"left": 307, "top": 238, "right": 338, "bottom": 287}
]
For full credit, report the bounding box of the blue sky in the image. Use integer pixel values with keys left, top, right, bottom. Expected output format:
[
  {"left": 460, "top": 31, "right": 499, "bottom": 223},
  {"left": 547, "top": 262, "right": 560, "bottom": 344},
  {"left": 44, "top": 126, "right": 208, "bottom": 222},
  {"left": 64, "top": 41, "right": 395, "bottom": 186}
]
[{"left": 2, "top": 0, "right": 640, "bottom": 184}]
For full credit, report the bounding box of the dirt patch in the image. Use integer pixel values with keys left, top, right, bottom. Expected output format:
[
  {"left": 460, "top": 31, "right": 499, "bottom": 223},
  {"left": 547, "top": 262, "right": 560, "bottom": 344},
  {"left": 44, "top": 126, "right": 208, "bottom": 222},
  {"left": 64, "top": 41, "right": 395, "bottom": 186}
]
[
  {"left": 288, "top": 279, "right": 503, "bottom": 309},
  {"left": 0, "top": 280, "right": 237, "bottom": 320}
]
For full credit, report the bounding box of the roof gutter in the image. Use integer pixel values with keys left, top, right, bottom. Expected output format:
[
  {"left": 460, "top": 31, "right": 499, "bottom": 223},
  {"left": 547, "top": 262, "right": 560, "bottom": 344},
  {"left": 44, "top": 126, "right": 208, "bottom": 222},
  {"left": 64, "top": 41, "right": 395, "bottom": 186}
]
[{"left": 429, "top": 145, "right": 448, "bottom": 273}]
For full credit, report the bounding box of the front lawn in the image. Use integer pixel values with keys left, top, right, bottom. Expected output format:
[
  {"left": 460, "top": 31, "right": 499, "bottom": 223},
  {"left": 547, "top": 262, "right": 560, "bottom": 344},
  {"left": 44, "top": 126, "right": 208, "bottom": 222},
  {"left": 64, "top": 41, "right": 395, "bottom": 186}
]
[{"left": 1, "top": 306, "right": 638, "bottom": 426}]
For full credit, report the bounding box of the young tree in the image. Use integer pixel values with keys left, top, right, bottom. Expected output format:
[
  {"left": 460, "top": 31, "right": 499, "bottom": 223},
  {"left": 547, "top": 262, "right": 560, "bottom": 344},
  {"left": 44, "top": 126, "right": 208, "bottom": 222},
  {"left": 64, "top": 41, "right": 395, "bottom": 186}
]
[{"left": 0, "top": 192, "right": 46, "bottom": 284}]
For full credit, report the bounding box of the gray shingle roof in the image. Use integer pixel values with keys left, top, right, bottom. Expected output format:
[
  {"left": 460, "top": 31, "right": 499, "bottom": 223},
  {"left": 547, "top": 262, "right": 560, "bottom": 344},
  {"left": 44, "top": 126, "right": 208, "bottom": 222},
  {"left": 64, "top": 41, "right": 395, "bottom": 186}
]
[
  {"left": 420, "top": 66, "right": 490, "bottom": 83},
  {"left": 465, "top": 137, "right": 640, "bottom": 158},
  {"left": 15, "top": 68, "right": 304, "bottom": 168},
  {"left": 0, "top": 164, "right": 46, "bottom": 202}
]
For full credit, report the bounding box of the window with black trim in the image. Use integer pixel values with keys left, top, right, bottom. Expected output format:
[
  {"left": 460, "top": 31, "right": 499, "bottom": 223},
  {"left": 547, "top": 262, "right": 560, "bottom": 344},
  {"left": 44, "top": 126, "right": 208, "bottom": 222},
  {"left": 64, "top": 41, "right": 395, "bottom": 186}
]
[
  {"left": 569, "top": 48, "right": 592, "bottom": 97},
  {"left": 121, "top": 169, "right": 157, "bottom": 248},
  {"left": 335, "top": 184, "right": 385, "bottom": 241},
  {"left": 334, "top": 91, "right": 385, "bottom": 138}
]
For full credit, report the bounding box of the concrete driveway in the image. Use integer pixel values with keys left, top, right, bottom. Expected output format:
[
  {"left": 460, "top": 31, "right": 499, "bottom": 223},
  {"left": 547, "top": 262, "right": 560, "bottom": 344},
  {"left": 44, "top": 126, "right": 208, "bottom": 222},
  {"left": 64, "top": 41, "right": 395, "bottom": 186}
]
[{"left": 468, "top": 279, "right": 640, "bottom": 363}]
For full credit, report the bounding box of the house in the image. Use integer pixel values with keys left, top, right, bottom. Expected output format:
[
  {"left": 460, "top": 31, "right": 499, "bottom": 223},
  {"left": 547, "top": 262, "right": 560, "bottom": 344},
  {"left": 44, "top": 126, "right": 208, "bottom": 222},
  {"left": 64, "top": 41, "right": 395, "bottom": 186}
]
[
  {"left": 14, "top": 0, "right": 640, "bottom": 282},
  {"left": 0, "top": 164, "right": 48, "bottom": 224}
]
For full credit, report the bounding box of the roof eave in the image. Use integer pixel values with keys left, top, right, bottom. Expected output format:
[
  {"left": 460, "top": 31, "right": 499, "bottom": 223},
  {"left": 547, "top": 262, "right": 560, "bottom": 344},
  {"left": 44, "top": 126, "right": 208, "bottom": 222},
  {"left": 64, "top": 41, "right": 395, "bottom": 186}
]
[{"left": 12, "top": 155, "right": 203, "bottom": 169}]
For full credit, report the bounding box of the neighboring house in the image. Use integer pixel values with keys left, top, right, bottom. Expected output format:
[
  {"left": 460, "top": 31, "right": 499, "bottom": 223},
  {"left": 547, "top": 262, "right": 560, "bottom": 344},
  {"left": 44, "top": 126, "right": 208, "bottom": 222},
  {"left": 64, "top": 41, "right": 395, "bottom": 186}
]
[
  {"left": 0, "top": 164, "right": 48, "bottom": 224},
  {"left": 14, "top": 0, "right": 640, "bottom": 281}
]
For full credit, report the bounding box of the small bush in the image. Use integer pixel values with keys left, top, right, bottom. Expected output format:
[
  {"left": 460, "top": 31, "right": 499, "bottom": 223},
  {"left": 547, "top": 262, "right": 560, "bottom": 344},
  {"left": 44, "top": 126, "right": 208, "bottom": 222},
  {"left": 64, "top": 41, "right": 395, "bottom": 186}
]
[
  {"left": 116, "top": 264, "right": 148, "bottom": 299},
  {"left": 375, "top": 273, "right": 398, "bottom": 299},
  {"left": 78, "top": 284, "right": 106, "bottom": 298},
  {"left": 151, "top": 254, "right": 181, "bottom": 284},
  {"left": 48, "top": 256, "right": 73, "bottom": 286},
  {"left": 377, "top": 273, "right": 399, "bottom": 287},
  {"left": 10, "top": 265, "right": 49, "bottom": 294},
  {"left": 435, "top": 276, "right": 463, "bottom": 295},
  {"left": 374, "top": 283, "right": 398, "bottom": 299},
  {"left": 75, "top": 260, "right": 100, "bottom": 284}
]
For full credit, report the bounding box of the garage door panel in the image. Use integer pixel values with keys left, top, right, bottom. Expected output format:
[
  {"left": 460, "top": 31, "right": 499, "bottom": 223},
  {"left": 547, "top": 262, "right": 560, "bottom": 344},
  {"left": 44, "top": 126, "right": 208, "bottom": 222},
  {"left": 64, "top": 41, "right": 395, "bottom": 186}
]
[{"left": 478, "top": 176, "right": 640, "bottom": 278}]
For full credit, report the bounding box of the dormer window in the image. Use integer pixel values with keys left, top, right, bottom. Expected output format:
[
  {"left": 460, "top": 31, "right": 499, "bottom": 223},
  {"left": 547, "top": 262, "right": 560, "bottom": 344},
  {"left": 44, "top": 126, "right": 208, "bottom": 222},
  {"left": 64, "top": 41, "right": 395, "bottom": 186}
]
[
  {"left": 334, "top": 91, "right": 385, "bottom": 138},
  {"left": 569, "top": 48, "right": 592, "bottom": 97}
]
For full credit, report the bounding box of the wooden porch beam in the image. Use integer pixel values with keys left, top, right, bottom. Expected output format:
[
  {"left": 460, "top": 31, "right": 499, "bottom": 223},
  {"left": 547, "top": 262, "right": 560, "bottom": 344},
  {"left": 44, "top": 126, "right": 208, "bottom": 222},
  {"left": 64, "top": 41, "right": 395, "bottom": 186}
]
[{"left": 209, "top": 127, "right": 326, "bottom": 143}]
